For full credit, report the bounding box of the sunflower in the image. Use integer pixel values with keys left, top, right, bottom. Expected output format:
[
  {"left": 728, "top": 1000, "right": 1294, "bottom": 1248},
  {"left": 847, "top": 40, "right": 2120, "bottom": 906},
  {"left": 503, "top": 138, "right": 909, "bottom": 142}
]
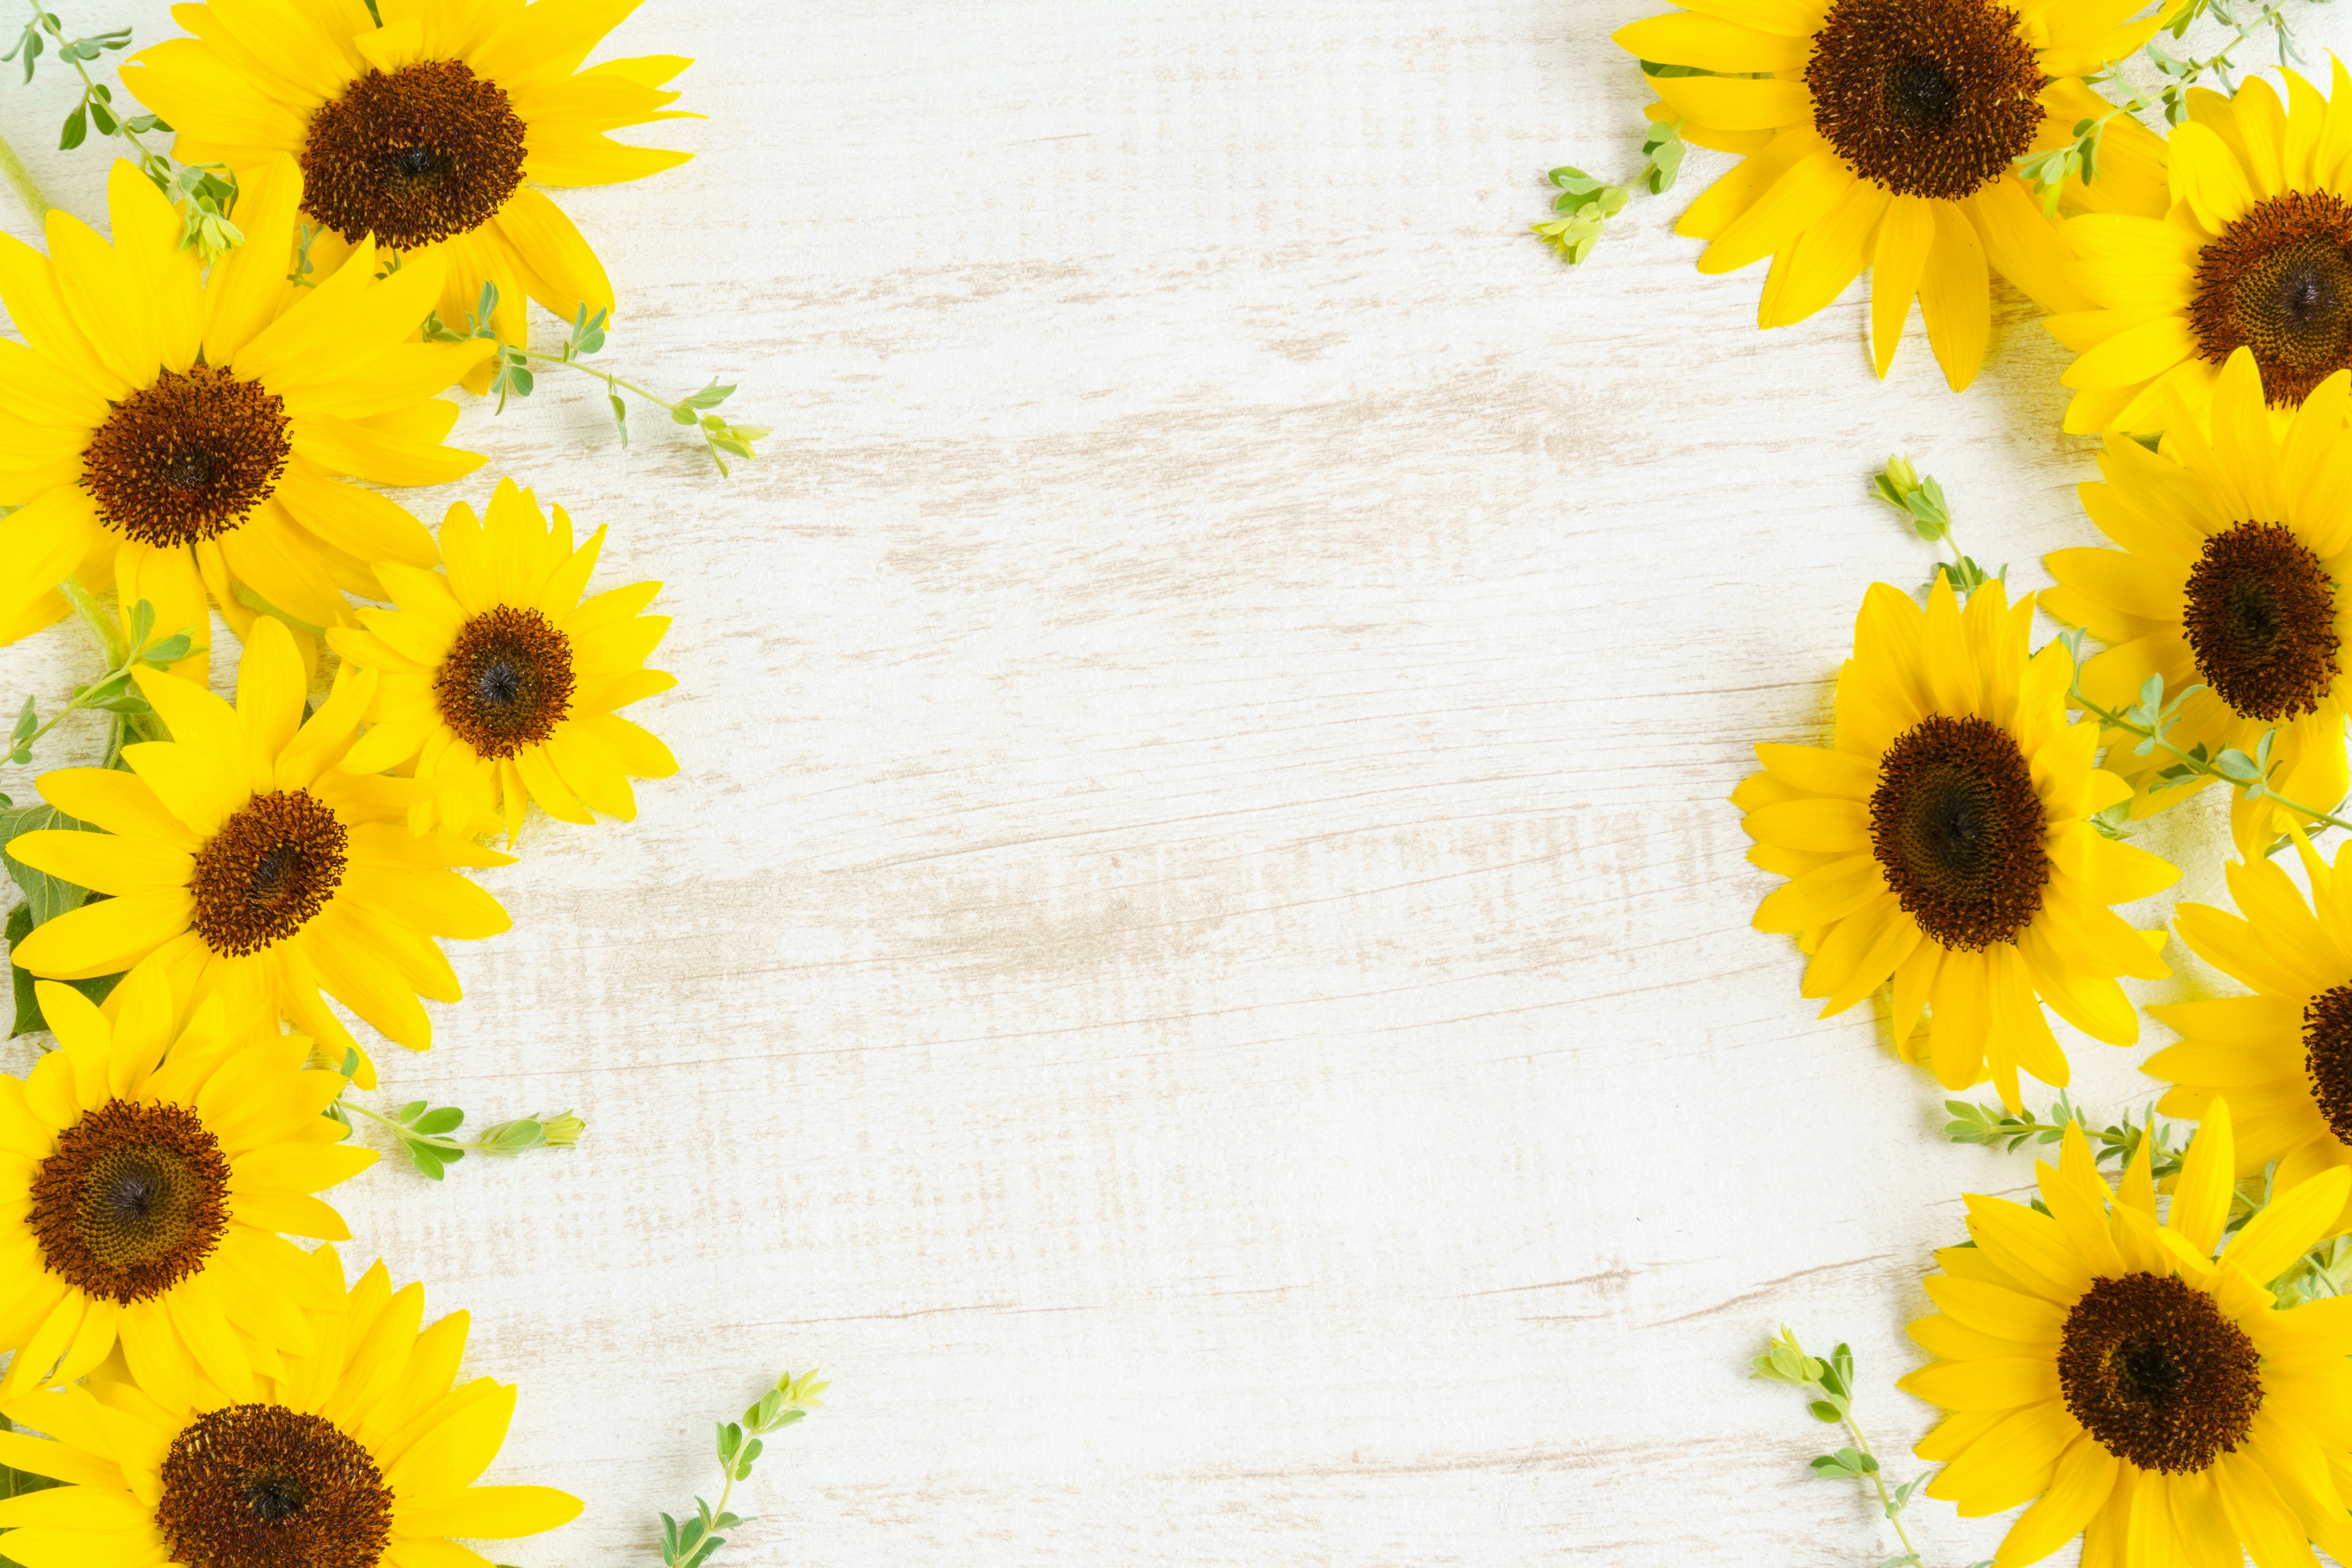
[
  {"left": 4, "top": 616, "right": 511, "bottom": 1090},
  {"left": 2141, "top": 835, "right": 2352, "bottom": 1240},
  {"left": 0, "top": 1247, "right": 580, "bottom": 1568},
  {"left": 1735, "top": 575, "right": 2177, "bottom": 1110},
  {"left": 328, "top": 477, "right": 677, "bottom": 843},
  {"left": 122, "top": 0, "right": 693, "bottom": 392},
  {"left": 0, "top": 964, "right": 372, "bottom": 1406},
  {"left": 1615, "top": 0, "right": 2177, "bottom": 390},
  {"left": 0, "top": 156, "right": 488, "bottom": 656},
  {"left": 1898, "top": 1109, "right": 2352, "bottom": 1568},
  {"left": 2051, "top": 63, "right": 2352, "bottom": 434},
  {"left": 2043, "top": 346, "right": 2352, "bottom": 853}
]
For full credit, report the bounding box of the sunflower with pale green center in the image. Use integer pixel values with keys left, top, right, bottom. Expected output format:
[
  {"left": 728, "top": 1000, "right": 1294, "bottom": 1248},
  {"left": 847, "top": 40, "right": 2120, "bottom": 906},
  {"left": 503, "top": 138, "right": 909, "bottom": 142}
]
[
  {"left": 4, "top": 616, "right": 510, "bottom": 1090},
  {"left": 1615, "top": 0, "right": 2179, "bottom": 390},
  {"left": 1735, "top": 575, "right": 2177, "bottom": 1110},
  {"left": 0, "top": 965, "right": 371, "bottom": 1408},
  {"left": 122, "top": 0, "right": 694, "bottom": 394},
  {"left": 328, "top": 477, "right": 677, "bottom": 843},
  {"left": 1899, "top": 1109, "right": 2352, "bottom": 1568},
  {"left": 0, "top": 1248, "right": 580, "bottom": 1568}
]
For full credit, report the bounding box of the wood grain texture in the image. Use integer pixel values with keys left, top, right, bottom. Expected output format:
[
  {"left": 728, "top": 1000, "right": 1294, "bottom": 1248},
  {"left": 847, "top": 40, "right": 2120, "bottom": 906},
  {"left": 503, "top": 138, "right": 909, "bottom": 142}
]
[{"left": 5, "top": 2, "right": 2350, "bottom": 1563}]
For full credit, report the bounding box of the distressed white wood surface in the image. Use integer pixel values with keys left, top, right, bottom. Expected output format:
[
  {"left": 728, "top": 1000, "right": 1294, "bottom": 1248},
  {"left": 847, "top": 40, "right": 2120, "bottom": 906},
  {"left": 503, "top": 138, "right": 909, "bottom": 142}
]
[{"left": 7, "top": 2, "right": 2352, "bottom": 1563}]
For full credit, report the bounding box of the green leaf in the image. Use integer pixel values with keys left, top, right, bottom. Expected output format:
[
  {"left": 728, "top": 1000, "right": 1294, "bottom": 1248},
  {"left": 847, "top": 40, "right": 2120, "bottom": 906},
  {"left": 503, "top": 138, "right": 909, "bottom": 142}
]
[
  {"left": 9, "top": 903, "right": 121, "bottom": 1037},
  {"left": 411, "top": 1106, "right": 464, "bottom": 1137},
  {"left": 396, "top": 1100, "right": 427, "bottom": 1125},
  {"left": 0, "top": 805, "right": 97, "bottom": 926},
  {"left": 57, "top": 102, "right": 85, "bottom": 149},
  {"left": 1807, "top": 1398, "right": 1841, "bottom": 1423},
  {"left": 406, "top": 1142, "right": 450, "bottom": 1180}
]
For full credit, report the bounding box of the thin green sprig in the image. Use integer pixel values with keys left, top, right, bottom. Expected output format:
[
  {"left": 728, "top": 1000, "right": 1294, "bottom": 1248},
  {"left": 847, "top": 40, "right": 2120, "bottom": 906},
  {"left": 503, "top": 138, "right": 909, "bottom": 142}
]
[
  {"left": 1943, "top": 1095, "right": 2187, "bottom": 1184},
  {"left": 659, "top": 1370, "right": 827, "bottom": 1568},
  {"left": 2, "top": 2, "right": 239, "bottom": 255},
  {"left": 5, "top": 593, "right": 199, "bottom": 774},
  {"left": 1752, "top": 1329, "right": 1972, "bottom": 1568},
  {"left": 329, "top": 1090, "right": 582, "bottom": 1182},
  {"left": 1535, "top": 112, "right": 1684, "bottom": 265},
  {"left": 2055, "top": 630, "right": 2352, "bottom": 846},
  {"left": 424, "top": 286, "right": 768, "bottom": 474},
  {"left": 1872, "top": 454, "right": 2004, "bottom": 596}
]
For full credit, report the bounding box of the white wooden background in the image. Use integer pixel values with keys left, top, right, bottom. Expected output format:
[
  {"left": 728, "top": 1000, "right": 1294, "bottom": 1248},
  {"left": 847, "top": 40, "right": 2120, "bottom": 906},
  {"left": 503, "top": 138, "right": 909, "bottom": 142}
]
[{"left": 6, "top": 2, "right": 2349, "bottom": 1563}]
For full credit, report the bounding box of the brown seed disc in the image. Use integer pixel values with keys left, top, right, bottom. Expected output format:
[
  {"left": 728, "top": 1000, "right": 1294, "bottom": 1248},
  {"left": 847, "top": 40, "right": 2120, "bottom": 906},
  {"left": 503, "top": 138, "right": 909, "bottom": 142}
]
[
  {"left": 2058, "top": 1272, "right": 2261, "bottom": 1474},
  {"left": 1868, "top": 713, "right": 2050, "bottom": 951},
  {"left": 157, "top": 1404, "right": 393, "bottom": 1568},
  {"left": 2180, "top": 521, "right": 2341, "bottom": 723},
  {"left": 302, "top": 59, "right": 527, "bottom": 250},
  {"left": 79, "top": 365, "right": 291, "bottom": 548},
  {"left": 434, "top": 604, "right": 576, "bottom": 760},
  {"left": 1805, "top": 0, "right": 2043, "bottom": 202},
  {"left": 2304, "top": 984, "right": 2352, "bottom": 1145},
  {"left": 2189, "top": 190, "right": 2352, "bottom": 407},
  {"left": 189, "top": 790, "right": 350, "bottom": 957},
  {"left": 28, "top": 1099, "right": 231, "bottom": 1303}
]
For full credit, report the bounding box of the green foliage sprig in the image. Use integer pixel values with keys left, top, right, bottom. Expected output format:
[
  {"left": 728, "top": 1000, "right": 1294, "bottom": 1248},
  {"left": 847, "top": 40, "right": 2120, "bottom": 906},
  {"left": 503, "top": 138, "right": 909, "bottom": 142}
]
[
  {"left": 2054, "top": 633, "right": 2352, "bottom": 848},
  {"left": 1872, "top": 454, "right": 2004, "bottom": 596},
  {"left": 1534, "top": 115, "right": 1683, "bottom": 265},
  {"left": 2151, "top": 1, "right": 2328, "bottom": 113},
  {"left": 0, "top": 2, "right": 240, "bottom": 257},
  {"left": 423, "top": 286, "right": 770, "bottom": 475},
  {"left": 1752, "top": 1329, "right": 1971, "bottom": 1568},
  {"left": 1943, "top": 1095, "right": 2187, "bottom": 1183},
  {"left": 660, "top": 1370, "right": 828, "bottom": 1568},
  {"left": 9, "top": 592, "right": 200, "bottom": 773},
  {"left": 329, "top": 1087, "right": 584, "bottom": 1181}
]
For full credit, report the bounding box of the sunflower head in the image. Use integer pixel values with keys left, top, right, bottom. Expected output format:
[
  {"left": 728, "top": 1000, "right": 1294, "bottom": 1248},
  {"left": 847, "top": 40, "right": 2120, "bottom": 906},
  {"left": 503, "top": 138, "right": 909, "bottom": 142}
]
[
  {"left": 2146, "top": 834, "right": 2352, "bottom": 1238},
  {"left": 0, "top": 965, "right": 372, "bottom": 1405},
  {"left": 1613, "top": 0, "right": 2177, "bottom": 390},
  {"left": 1898, "top": 1106, "right": 2352, "bottom": 1567},
  {"left": 123, "top": 0, "right": 695, "bottom": 385},
  {"left": 2054, "top": 64, "right": 2352, "bottom": 433},
  {"left": 4, "top": 616, "right": 514, "bottom": 1090},
  {"left": 328, "top": 478, "right": 679, "bottom": 844},
  {"left": 2045, "top": 345, "right": 2352, "bottom": 853},
  {"left": 1735, "top": 575, "right": 2176, "bottom": 1109},
  {"left": 0, "top": 1250, "right": 582, "bottom": 1568},
  {"left": 0, "top": 155, "right": 488, "bottom": 660}
]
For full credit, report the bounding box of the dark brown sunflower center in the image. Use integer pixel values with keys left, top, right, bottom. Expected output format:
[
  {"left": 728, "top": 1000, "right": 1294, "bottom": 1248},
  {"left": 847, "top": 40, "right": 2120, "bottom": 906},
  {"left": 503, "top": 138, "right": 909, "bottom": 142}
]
[
  {"left": 2058, "top": 1273, "right": 2261, "bottom": 1473},
  {"left": 301, "top": 59, "right": 527, "bottom": 250},
  {"left": 80, "top": 364, "right": 291, "bottom": 548},
  {"left": 190, "top": 789, "right": 349, "bottom": 957},
  {"left": 2304, "top": 984, "right": 2352, "bottom": 1145},
  {"left": 28, "top": 1099, "right": 230, "bottom": 1304},
  {"left": 434, "top": 604, "right": 576, "bottom": 759},
  {"left": 2190, "top": 191, "right": 2352, "bottom": 407},
  {"left": 158, "top": 1404, "right": 393, "bottom": 1568},
  {"left": 2180, "top": 521, "right": 2340, "bottom": 722},
  {"left": 1868, "top": 713, "right": 2048, "bottom": 950},
  {"left": 1805, "top": 0, "right": 2043, "bottom": 201}
]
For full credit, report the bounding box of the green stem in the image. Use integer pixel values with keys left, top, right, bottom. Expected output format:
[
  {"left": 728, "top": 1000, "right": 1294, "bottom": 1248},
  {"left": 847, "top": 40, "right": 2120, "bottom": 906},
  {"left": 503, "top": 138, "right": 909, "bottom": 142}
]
[
  {"left": 2067, "top": 688, "right": 2352, "bottom": 837},
  {"left": 516, "top": 345, "right": 685, "bottom": 415},
  {"left": 340, "top": 1098, "right": 513, "bottom": 1156},
  {"left": 0, "top": 121, "right": 49, "bottom": 221},
  {"left": 26, "top": 0, "right": 169, "bottom": 179},
  {"left": 1838, "top": 1409, "right": 1921, "bottom": 1566}
]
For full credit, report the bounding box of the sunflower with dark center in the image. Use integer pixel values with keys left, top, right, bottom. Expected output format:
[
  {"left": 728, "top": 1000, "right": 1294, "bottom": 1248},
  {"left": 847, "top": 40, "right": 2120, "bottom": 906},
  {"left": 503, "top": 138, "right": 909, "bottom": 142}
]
[
  {"left": 0, "top": 1252, "right": 582, "bottom": 1567},
  {"left": 2053, "top": 63, "right": 2352, "bottom": 432},
  {"left": 6, "top": 617, "right": 515, "bottom": 1092},
  {"left": 0, "top": 156, "right": 488, "bottom": 659},
  {"left": 1899, "top": 1107, "right": 2352, "bottom": 1567},
  {"left": 330, "top": 478, "right": 678, "bottom": 845},
  {"left": 2045, "top": 347, "right": 2352, "bottom": 856},
  {"left": 2143, "top": 835, "right": 2352, "bottom": 1243},
  {"left": 0, "top": 967, "right": 374, "bottom": 1405},
  {"left": 1613, "top": 0, "right": 2176, "bottom": 391},
  {"left": 1737, "top": 575, "right": 2176, "bottom": 1112},
  {"left": 123, "top": 0, "right": 694, "bottom": 396}
]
